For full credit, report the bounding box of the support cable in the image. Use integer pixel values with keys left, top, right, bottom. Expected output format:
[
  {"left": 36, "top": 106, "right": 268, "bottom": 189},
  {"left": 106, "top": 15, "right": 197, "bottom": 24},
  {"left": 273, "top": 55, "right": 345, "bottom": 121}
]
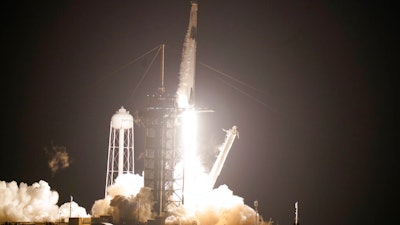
[
  {"left": 216, "top": 76, "right": 276, "bottom": 112},
  {"left": 91, "top": 45, "right": 161, "bottom": 89},
  {"left": 199, "top": 62, "right": 266, "bottom": 95},
  {"left": 199, "top": 61, "right": 276, "bottom": 112},
  {"left": 127, "top": 45, "right": 162, "bottom": 100}
]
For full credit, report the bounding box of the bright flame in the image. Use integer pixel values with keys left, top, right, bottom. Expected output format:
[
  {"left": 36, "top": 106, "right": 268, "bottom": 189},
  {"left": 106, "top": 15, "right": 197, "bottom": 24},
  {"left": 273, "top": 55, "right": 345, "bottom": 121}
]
[
  {"left": 182, "top": 109, "right": 197, "bottom": 162},
  {"left": 182, "top": 109, "right": 198, "bottom": 206},
  {"left": 177, "top": 95, "right": 190, "bottom": 109},
  {"left": 180, "top": 109, "right": 210, "bottom": 206}
]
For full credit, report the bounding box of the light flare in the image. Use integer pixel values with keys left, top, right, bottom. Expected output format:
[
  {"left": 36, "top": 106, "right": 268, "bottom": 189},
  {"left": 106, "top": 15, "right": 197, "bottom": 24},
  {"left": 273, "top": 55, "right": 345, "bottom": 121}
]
[
  {"left": 179, "top": 109, "right": 212, "bottom": 207},
  {"left": 181, "top": 109, "right": 197, "bottom": 163}
]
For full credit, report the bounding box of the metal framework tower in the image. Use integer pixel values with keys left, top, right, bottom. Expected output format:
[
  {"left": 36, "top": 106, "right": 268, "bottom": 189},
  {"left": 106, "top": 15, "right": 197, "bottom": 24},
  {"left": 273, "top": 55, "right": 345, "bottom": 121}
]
[
  {"left": 143, "top": 1, "right": 197, "bottom": 219},
  {"left": 144, "top": 94, "right": 183, "bottom": 218},
  {"left": 105, "top": 106, "right": 134, "bottom": 197}
]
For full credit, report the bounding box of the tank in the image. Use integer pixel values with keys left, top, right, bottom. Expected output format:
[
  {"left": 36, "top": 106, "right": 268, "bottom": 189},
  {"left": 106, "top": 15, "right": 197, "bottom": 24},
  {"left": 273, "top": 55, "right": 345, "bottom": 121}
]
[{"left": 111, "top": 106, "right": 133, "bottom": 129}]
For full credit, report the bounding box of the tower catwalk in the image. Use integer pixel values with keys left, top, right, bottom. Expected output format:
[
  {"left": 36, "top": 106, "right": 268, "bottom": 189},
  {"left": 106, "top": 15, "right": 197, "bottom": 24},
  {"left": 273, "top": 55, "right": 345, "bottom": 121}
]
[{"left": 105, "top": 106, "right": 134, "bottom": 197}]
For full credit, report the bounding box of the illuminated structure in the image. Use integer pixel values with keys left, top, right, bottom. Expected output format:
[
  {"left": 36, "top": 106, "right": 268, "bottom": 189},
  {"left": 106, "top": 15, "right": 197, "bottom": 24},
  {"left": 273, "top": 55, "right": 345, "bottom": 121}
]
[
  {"left": 143, "top": 0, "right": 236, "bottom": 220},
  {"left": 143, "top": 92, "right": 183, "bottom": 218},
  {"left": 105, "top": 106, "right": 134, "bottom": 197},
  {"left": 143, "top": 1, "right": 198, "bottom": 219},
  {"left": 143, "top": 44, "right": 183, "bottom": 219}
]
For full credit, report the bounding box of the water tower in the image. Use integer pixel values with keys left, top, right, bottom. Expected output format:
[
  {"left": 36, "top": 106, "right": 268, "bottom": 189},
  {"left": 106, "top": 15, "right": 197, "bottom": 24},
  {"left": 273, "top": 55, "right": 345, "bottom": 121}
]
[{"left": 105, "top": 106, "right": 134, "bottom": 197}]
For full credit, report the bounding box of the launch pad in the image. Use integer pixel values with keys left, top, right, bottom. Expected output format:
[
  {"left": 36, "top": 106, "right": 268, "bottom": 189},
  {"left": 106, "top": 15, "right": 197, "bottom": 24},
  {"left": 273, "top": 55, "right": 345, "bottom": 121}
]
[{"left": 102, "top": 2, "right": 241, "bottom": 224}]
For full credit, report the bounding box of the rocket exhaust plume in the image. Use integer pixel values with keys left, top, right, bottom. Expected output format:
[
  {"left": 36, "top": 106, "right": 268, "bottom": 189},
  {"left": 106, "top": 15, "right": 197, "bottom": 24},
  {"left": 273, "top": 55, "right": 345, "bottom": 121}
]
[
  {"left": 166, "top": 2, "right": 271, "bottom": 224},
  {"left": 175, "top": 1, "right": 202, "bottom": 207},
  {"left": 175, "top": 1, "right": 240, "bottom": 210}
]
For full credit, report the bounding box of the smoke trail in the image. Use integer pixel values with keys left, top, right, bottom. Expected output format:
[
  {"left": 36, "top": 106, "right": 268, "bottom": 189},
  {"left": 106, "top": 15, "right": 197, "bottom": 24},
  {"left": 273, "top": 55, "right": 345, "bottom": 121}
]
[
  {"left": 45, "top": 144, "right": 71, "bottom": 175},
  {"left": 0, "top": 180, "right": 88, "bottom": 222}
]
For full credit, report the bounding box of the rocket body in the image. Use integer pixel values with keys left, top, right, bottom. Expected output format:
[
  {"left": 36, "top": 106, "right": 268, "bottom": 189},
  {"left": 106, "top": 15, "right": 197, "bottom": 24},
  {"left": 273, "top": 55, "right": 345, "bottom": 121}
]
[
  {"left": 295, "top": 201, "right": 299, "bottom": 225},
  {"left": 177, "top": 2, "right": 198, "bottom": 108}
]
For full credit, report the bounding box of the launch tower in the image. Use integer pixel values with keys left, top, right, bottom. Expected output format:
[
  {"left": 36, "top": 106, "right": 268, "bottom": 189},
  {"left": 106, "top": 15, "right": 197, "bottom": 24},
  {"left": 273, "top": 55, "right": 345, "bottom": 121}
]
[
  {"left": 143, "top": 93, "right": 183, "bottom": 218},
  {"left": 143, "top": 44, "right": 184, "bottom": 219},
  {"left": 143, "top": 0, "right": 198, "bottom": 219}
]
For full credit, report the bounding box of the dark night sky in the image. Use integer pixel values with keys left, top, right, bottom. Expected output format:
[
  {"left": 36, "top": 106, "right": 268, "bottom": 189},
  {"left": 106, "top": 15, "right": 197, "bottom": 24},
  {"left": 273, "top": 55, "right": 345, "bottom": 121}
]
[{"left": 1, "top": 1, "right": 397, "bottom": 225}]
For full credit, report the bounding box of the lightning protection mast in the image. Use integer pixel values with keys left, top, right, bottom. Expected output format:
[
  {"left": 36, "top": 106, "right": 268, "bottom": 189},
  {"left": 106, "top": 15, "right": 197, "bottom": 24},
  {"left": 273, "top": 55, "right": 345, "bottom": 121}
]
[{"left": 143, "top": 53, "right": 181, "bottom": 220}]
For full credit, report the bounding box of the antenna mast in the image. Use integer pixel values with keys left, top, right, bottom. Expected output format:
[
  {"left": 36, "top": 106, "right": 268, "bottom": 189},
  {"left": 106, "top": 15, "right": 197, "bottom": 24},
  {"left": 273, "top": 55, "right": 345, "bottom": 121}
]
[{"left": 159, "top": 44, "right": 166, "bottom": 93}]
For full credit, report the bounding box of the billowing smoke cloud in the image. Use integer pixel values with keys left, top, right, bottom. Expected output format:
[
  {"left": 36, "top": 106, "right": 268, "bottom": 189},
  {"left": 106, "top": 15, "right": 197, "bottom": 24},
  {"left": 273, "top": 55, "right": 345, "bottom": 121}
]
[
  {"left": 0, "top": 180, "right": 88, "bottom": 222},
  {"left": 109, "top": 187, "right": 153, "bottom": 224},
  {"left": 0, "top": 180, "right": 59, "bottom": 222},
  {"left": 90, "top": 170, "right": 272, "bottom": 225},
  {"left": 91, "top": 173, "right": 152, "bottom": 224},
  {"left": 166, "top": 185, "right": 270, "bottom": 225},
  {"left": 59, "top": 201, "right": 90, "bottom": 219},
  {"left": 45, "top": 144, "right": 71, "bottom": 175}
]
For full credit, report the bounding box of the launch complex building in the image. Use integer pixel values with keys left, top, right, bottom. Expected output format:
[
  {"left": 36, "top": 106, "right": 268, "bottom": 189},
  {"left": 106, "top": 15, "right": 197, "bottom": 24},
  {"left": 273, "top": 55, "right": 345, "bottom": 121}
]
[{"left": 1, "top": 2, "right": 301, "bottom": 225}]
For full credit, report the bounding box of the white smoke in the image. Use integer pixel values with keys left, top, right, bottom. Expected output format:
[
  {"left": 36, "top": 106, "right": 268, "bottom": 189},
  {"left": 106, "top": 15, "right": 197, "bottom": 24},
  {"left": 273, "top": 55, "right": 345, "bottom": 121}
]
[
  {"left": 90, "top": 171, "right": 272, "bottom": 225},
  {"left": 107, "top": 173, "right": 143, "bottom": 198},
  {"left": 0, "top": 180, "right": 59, "bottom": 222},
  {"left": 166, "top": 185, "right": 270, "bottom": 225},
  {"left": 59, "top": 201, "right": 90, "bottom": 220},
  {"left": 0, "top": 180, "right": 88, "bottom": 223},
  {"left": 91, "top": 173, "right": 152, "bottom": 224}
]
